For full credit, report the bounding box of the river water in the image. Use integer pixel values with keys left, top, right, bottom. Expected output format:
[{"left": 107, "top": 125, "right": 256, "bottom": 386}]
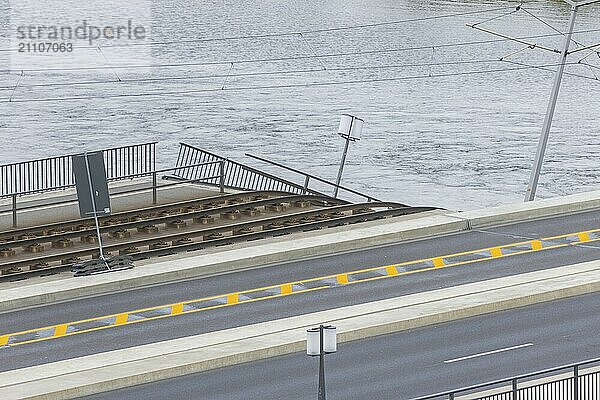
[{"left": 0, "top": 0, "right": 599, "bottom": 210}]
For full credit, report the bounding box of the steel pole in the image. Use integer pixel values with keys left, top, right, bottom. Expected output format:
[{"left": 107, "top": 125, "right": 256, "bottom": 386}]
[
  {"left": 318, "top": 325, "right": 326, "bottom": 400},
  {"left": 524, "top": 5, "right": 578, "bottom": 201},
  {"left": 333, "top": 136, "right": 351, "bottom": 198},
  {"left": 84, "top": 153, "right": 108, "bottom": 267}
]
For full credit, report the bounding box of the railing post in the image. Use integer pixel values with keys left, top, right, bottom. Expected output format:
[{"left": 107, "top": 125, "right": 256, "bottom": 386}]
[
  {"left": 449, "top": 393, "right": 454, "bottom": 400},
  {"left": 152, "top": 171, "right": 157, "bottom": 205},
  {"left": 12, "top": 194, "right": 17, "bottom": 228},
  {"left": 219, "top": 161, "right": 225, "bottom": 193},
  {"left": 303, "top": 176, "right": 310, "bottom": 195},
  {"left": 512, "top": 378, "right": 518, "bottom": 400},
  {"left": 574, "top": 365, "right": 579, "bottom": 400}
]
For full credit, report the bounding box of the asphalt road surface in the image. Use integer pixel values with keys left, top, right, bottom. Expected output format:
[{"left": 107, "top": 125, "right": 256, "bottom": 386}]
[
  {"left": 1, "top": 210, "right": 599, "bottom": 373},
  {"left": 80, "top": 291, "right": 600, "bottom": 400}
]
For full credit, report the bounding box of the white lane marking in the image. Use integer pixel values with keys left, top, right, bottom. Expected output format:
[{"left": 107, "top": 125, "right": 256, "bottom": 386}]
[{"left": 443, "top": 343, "right": 533, "bottom": 364}]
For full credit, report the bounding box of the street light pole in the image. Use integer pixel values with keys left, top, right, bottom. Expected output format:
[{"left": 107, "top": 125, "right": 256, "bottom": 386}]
[
  {"left": 318, "top": 325, "right": 326, "bottom": 400},
  {"left": 524, "top": 4, "right": 578, "bottom": 202},
  {"left": 334, "top": 137, "right": 352, "bottom": 199},
  {"left": 307, "top": 325, "right": 337, "bottom": 400},
  {"left": 333, "top": 114, "right": 363, "bottom": 199}
]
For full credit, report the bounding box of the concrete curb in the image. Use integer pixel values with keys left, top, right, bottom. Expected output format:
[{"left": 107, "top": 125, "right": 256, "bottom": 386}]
[
  {"left": 0, "top": 213, "right": 467, "bottom": 312},
  {"left": 451, "top": 189, "right": 600, "bottom": 229},
  {"left": 3, "top": 260, "right": 600, "bottom": 399},
  {"left": 1, "top": 189, "right": 599, "bottom": 313}
]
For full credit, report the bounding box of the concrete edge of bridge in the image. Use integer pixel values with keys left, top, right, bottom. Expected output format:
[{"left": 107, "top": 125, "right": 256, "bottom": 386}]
[
  {"left": 2, "top": 259, "right": 600, "bottom": 399},
  {"left": 1, "top": 189, "right": 600, "bottom": 313}
]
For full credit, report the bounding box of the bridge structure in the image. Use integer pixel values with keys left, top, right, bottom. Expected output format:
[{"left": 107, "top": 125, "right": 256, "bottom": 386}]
[{"left": 0, "top": 143, "right": 600, "bottom": 399}]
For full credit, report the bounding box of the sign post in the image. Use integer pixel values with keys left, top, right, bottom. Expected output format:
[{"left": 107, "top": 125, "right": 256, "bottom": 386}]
[{"left": 72, "top": 151, "right": 111, "bottom": 268}]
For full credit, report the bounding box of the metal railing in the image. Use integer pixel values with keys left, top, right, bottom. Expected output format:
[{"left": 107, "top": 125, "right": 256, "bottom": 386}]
[
  {"left": 245, "top": 153, "right": 384, "bottom": 203},
  {"left": 174, "top": 143, "right": 327, "bottom": 197},
  {"left": 2, "top": 161, "right": 224, "bottom": 228},
  {"left": 0, "top": 142, "right": 157, "bottom": 198},
  {"left": 412, "top": 358, "right": 600, "bottom": 400}
]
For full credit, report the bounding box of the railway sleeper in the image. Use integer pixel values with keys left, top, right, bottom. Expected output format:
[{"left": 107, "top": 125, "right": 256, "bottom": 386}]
[
  {"left": 1, "top": 267, "right": 23, "bottom": 275},
  {"left": 111, "top": 230, "right": 131, "bottom": 239},
  {"left": 193, "top": 215, "right": 215, "bottom": 224},
  {"left": 25, "top": 243, "right": 44, "bottom": 253},
  {"left": 138, "top": 225, "right": 159, "bottom": 234},
  {"left": 52, "top": 239, "right": 74, "bottom": 248},
  {"left": 168, "top": 219, "right": 187, "bottom": 229},
  {"left": 0, "top": 248, "right": 16, "bottom": 257}
]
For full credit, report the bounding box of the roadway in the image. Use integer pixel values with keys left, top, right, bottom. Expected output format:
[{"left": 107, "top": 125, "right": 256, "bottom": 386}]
[
  {"left": 79, "top": 291, "right": 600, "bottom": 400},
  {"left": 1, "top": 210, "right": 600, "bottom": 372}
]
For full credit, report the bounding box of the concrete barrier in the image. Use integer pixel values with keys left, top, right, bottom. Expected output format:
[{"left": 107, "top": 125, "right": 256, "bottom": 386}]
[
  {"left": 2, "top": 260, "right": 600, "bottom": 399},
  {"left": 1, "top": 189, "right": 600, "bottom": 313},
  {"left": 448, "top": 189, "right": 600, "bottom": 229},
  {"left": 0, "top": 212, "right": 467, "bottom": 312}
]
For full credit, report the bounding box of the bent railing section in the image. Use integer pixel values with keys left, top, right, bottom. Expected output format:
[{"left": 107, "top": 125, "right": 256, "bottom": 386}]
[{"left": 174, "top": 143, "right": 326, "bottom": 196}]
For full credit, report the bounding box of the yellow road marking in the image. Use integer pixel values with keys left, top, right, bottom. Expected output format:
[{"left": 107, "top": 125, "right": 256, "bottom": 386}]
[
  {"left": 115, "top": 313, "right": 129, "bottom": 325},
  {"left": 54, "top": 324, "right": 68, "bottom": 337},
  {"left": 280, "top": 283, "right": 293, "bottom": 295},
  {"left": 386, "top": 266, "right": 399, "bottom": 276},
  {"left": 227, "top": 293, "right": 239, "bottom": 304},
  {"left": 171, "top": 303, "right": 184, "bottom": 315},
  {"left": 2, "top": 227, "right": 599, "bottom": 349},
  {"left": 490, "top": 247, "right": 503, "bottom": 257},
  {"left": 531, "top": 240, "right": 543, "bottom": 250}
]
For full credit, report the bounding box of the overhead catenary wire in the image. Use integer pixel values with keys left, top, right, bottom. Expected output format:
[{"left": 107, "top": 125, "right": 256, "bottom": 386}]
[
  {"left": 0, "top": 4, "right": 518, "bottom": 53},
  {"left": 0, "top": 59, "right": 505, "bottom": 90},
  {"left": 4, "top": 61, "right": 599, "bottom": 104},
  {"left": 4, "top": 28, "right": 600, "bottom": 75},
  {"left": 501, "top": 59, "right": 600, "bottom": 81}
]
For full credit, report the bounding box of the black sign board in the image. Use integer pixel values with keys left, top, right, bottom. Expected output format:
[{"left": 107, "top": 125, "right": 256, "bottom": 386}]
[{"left": 72, "top": 152, "right": 111, "bottom": 219}]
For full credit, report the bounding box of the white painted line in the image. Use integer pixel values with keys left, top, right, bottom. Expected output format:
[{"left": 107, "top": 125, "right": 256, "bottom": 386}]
[{"left": 444, "top": 343, "right": 533, "bottom": 364}]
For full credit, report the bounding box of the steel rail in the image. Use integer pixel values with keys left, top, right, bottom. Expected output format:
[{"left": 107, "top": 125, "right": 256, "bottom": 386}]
[
  {"left": 0, "top": 191, "right": 318, "bottom": 241},
  {"left": 0, "top": 203, "right": 434, "bottom": 281},
  {"left": 0, "top": 193, "right": 339, "bottom": 249}
]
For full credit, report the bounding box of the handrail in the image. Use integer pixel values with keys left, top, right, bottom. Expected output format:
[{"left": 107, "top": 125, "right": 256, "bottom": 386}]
[
  {"left": 410, "top": 356, "right": 600, "bottom": 399},
  {"left": 0, "top": 142, "right": 158, "bottom": 167},
  {"left": 175, "top": 143, "right": 329, "bottom": 197},
  {"left": 0, "top": 142, "right": 157, "bottom": 198},
  {"left": 245, "top": 152, "right": 383, "bottom": 203},
  {"left": 4, "top": 161, "right": 225, "bottom": 227}
]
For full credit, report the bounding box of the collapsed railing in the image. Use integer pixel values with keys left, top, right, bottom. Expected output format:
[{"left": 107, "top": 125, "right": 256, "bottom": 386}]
[
  {"left": 411, "top": 357, "right": 600, "bottom": 400},
  {"left": 174, "top": 143, "right": 325, "bottom": 195},
  {"left": 174, "top": 143, "right": 380, "bottom": 203}
]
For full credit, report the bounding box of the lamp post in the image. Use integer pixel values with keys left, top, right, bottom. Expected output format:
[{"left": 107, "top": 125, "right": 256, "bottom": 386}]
[
  {"left": 524, "top": 0, "right": 600, "bottom": 201},
  {"left": 307, "top": 325, "right": 337, "bottom": 400},
  {"left": 333, "top": 114, "right": 363, "bottom": 198}
]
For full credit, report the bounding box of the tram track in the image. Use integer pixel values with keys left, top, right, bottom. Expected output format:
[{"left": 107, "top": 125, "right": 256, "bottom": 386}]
[{"left": 0, "top": 190, "right": 432, "bottom": 281}]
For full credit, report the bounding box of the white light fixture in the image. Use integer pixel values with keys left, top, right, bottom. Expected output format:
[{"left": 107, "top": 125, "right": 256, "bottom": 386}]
[
  {"left": 337, "top": 114, "right": 363, "bottom": 140},
  {"left": 322, "top": 325, "right": 337, "bottom": 353},
  {"left": 307, "top": 327, "right": 320, "bottom": 356}
]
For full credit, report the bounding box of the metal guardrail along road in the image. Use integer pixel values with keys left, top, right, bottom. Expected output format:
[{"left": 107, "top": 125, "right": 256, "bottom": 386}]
[{"left": 412, "top": 357, "right": 600, "bottom": 400}]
